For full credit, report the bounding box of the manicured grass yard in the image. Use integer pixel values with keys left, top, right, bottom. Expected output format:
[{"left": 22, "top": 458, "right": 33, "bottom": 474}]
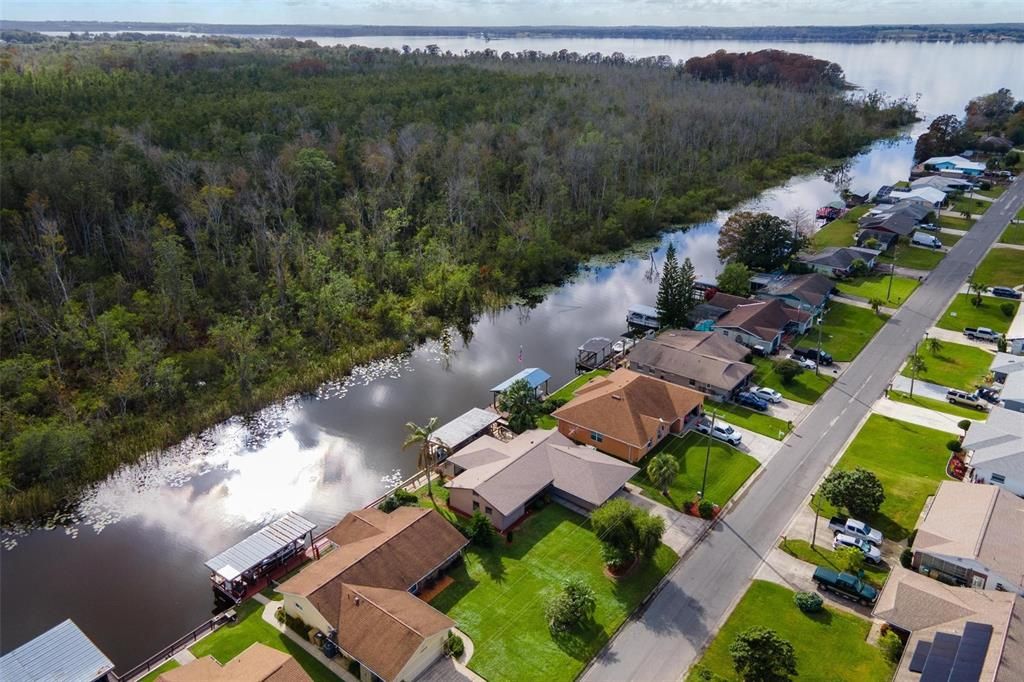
[
  {"left": 708, "top": 401, "right": 791, "bottom": 440},
  {"left": 430, "top": 504, "right": 676, "bottom": 682},
  {"left": 778, "top": 539, "right": 890, "bottom": 588},
  {"left": 416, "top": 479, "right": 458, "bottom": 523},
  {"left": 793, "top": 301, "right": 888, "bottom": 362},
  {"left": 899, "top": 340, "right": 993, "bottom": 391},
  {"left": 751, "top": 356, "right": 834, "bottom": 405},
  {"left": 879, "top": 244, "right": 944, "bottom": 270},
  {"left": 973, "top": 246, "right": 1024, "bottom": 288},
  {"left": 1001, "top": 224, "right": 1024, "bottom": 245},
  {"left": 887, "top": 390, "right": 988, "bottom": 421},
  {"left": 811, "top": 206, "right": 870, "bottom": 248},
  {"left": 977, "top": 185, "right": 1007, "bottom": 199},
  {"left": 836, "top": 273, "right": 919, "bottom": 306},
  {"left": 632, "top": 432, "right": 759, "bottom": 509},
  {"left": 951, "top": 196, "right": 990, "bottom": 216},
  {"left": 139, "top": 660, "right": 181, "bottom": 682},
  {"left": 811, "top": 415, "right": 949, "bottom": 540},
  {"left": 936, "top": 231, "right": 962, "bottom": 247},
  {"left": 936, "top": 294, "right": 1019, "bottom": 334},
  {"left": 938, "top": 214, "right": 975, "bottom": 230},
  {"left": 537, "top": 369, "right": 611, "bottom": 428},
  {"left": 189, "top": 600, "right": 337, "bottom": 682},
  {"left": 687, "top": 581, "right": 893, "bottom": 682}
]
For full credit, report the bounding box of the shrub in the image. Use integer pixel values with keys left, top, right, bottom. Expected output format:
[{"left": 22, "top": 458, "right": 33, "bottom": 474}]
[
  {"left": 377, "top": 495, "right": 400, "bottom": 512},
  {"left": 394, "top": 488, "right": 418, "bottom": 505},
  {"left": 907, "top": 529, "right": 917, "bottom": 547},
  {"left": 946, "top": 439, "right": 963, "bottom": 454},
  {"left": 348, "top": 660, "right": 360, "bottom": 677},
  {"left": 461, "top": 511, "right": 497, "bottom": 548},
  {"left": 793, "top": 591, "right": 823, "bottom": 613},
  {"left": 698, "top": 499, "right": 715, "bottom": 519},
  {"left": 540, "top": 395, "right": 569, "bottom": 414},
  {"left": 1001, "top": 302, "right": 1016, "bottom": 318},
  {"left": 835, "top": 545, "right": 865, "bottom": 574},
  {"left": 545, "top": 577, "right": 597, "bottom": 633},
  {"left": 957, "top": 419, "right": 972, "bottom": 434},
  {"left": 819, "top": 467, "right": 885, "bottom": 518},
  {"left": 729, "top": 626, "right": 798, "bottom": 682},
  {"left": 590, "top": 498, "right": 666, "bottom": 569},
  {"left": 775, "top": 359, "right": 804, "bottom": 386},
  {"left": 284, "top": 612, "right": 312, "bottom": 639},
  {"left": 880, "top": 630, "right": 904, "bottom": 663},
  {"left": 692, "top": 665, "right": 730, "bottom": 682},
  {"left": 900, "top": 548, "right": 913, "bottom": 569},
  {"left": 443, "top": 631, "right": 465, "bottom": 658},
  {"left": 274, "top": 606, "right": 286, "bottom": 623}
]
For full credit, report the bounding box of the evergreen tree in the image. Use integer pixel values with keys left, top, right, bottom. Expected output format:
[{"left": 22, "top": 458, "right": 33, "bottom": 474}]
[
  {"left": 656, "top": 244, "right": 680, "bottom": 328},
  {"left": 677, "top": 257, "right": 698, "bottom": 325}
]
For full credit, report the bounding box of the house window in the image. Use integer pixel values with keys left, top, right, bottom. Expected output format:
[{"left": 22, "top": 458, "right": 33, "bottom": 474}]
[
  {"left": 991, "top": 473, "right": 1006, "bottom": 484},
  {"left": 472, "top": 501, "right": 479, "bottom": 511},
  {"left": 646, "top": 439, "right": 653, "bottom": 449},
  {"left": 590, "top": 431, "right": 603, "bottom": 443},
  {"left": 722, "top": 331, "right": 729, "bottom": 337},
  {"left": 688, "top": 379, "right": 696, "bottom": 386},
  {"left": 484, "top": 506, "right": 492, "bottom": 515}
]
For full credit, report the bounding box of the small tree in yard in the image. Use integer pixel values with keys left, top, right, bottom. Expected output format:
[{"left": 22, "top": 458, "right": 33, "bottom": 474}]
[
  {"left": 819, "top": 467, "right": 885, "bottom": 518},
  {"left": 461, "top": 511, "right": 497, "bottom": 548},
  {"left": 775, "top": 359, "right": 804, "bottom": 386},
  {"left": 848, "top": 258, "right": 869, "bottom": 277},
  {"left": 835, "top": 545, "right": 865, "bottom": 574},
  {"left": 958, "top": 419, "right": 971, "bottom": 436},
  {"left": 498, "top": 378, "right": 540, "bottom": 433},
  {"left": 1002, "top": 302, "right": 1017, "bottom": 318},
  {"left": 403, "top": 417, "right": 439, "bottom": 501},
  {"left": 967, "top": 274, "right": 988, "bottom": 306},
  {"left": 647, "top": 452, "right": 679, "bottom": 497},
  {"left": 545, "top": 577, "right": 597, "bottom": 633},
  {"left": 925, "top": 337, "right": 943, "bottom": 356},
  {"left": 946, "top": 439, "right": 964, "bottom": 455},
  {"left": 590, "top": 499, "right": 666, "bottom": 570},
  {"left": 880, "top": 631, "right": 904, "bottom": 663},
  {"left": 906, "top": 353, "right": 927, "bottom": 397},
  {"left": 717, "top": 262, "right": 753, "bottom": 296},
  {"left": 729, "top": 626, "right": 798, "bottom": 682},
  {"left": 869, "top": 297, "right": 885, "bottom": 315}
]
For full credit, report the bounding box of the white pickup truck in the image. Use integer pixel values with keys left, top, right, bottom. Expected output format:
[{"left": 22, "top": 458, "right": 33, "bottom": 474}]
[
  {"left": 964, "top": 327, "right": 1003, "bottom": 342},
  {"left": 828, "top": 516, "right": 883, "bottom": 546}
]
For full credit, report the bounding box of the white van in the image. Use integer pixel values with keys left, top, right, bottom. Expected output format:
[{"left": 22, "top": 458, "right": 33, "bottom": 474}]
[{"left": 911, "top": 231, "right": 942, "bottom": 249}]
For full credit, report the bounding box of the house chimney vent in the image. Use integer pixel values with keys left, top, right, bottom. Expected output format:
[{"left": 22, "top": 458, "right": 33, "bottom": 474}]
[{"left": 354, "top": 596, "right": 360, "bottom": 606}]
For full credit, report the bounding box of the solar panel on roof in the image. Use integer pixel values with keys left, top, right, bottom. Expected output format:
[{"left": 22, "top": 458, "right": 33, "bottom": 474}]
[
  {"left": 948, "top": 621, "right": 993, "bottom": 682},
  {"left": 909, "top": 640, "right": 932, "bottom": 673},
  {"left": 920, "top": 632, "right": 961, "bottom": 682}
]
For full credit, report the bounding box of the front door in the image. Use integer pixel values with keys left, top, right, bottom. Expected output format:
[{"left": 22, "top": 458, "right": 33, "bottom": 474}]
[{"left": 971, "top": 575, "right": 986, "bottom": 589}]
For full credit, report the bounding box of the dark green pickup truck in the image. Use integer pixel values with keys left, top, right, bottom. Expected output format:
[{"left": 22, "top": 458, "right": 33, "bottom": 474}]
[{"left": 812, "top": 567, "right": 878, "bottom": 605}]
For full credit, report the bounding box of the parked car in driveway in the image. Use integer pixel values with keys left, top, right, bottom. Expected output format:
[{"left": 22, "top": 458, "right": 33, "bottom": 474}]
[
  {"left": 793, "top": 347, "right": 833, "bottom": 366},
  {"left": 947, "top": 389, "right": 989, "bottom": 411},
  {"left": 735, "top": 391, "right": 769, "bottom": 411},
  {"left": 812, "top": 567, "right": 878, "bottom": 605},
  {"left": 751, "top": 386, "right": 782, "bottom": 404},
  {"left": 976, "top": 386, "right": 1001, "bottom": 404},
  {"left": 991, "top": 286, "right": 1022, "bottom": 300},
  {"left": 827, "top": 516, "right": 883, "bottom": 545},
  {"left": 696, "top": 418, "right": 742, "bottom": 445},
  {"left": 833, "top": 533, "right": 883, "bottom": 564},
  {"left": 787, "top": 354, "right": 817, "bottom": 370}
]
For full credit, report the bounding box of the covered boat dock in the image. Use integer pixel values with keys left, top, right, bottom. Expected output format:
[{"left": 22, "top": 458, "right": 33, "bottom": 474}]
[
  {"left": 205, "top": 512, "right": 316, "bottom": 604},
  {"left": 490, "top": 367, "right": 551, "bottom": 407},
  {"left": 0, "top": 619, "right": 115, "bottom": 682},
  {"left": 428, "top": 407, "right": 501, "bottom": 461}
]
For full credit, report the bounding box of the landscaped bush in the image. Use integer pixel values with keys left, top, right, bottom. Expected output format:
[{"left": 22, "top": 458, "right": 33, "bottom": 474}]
[
  {"left": 545, "top": 577, "right": 597, "bottom": 633},
  {"left": 793, "top": 591, "right": 824, "bottom": 613},
  {"left": 443, "top": 631, "right": 465, "bottom": 658},
  {"left": 775, "top": 359, "right": 804, "bottom": 385},
  {"left": 946, "top": 439, "right": 963, "bottom": 454},
  {"left": 461, "top": 511, "right": 498, "bottom": 548},
  {"left": 377, "top": 487, "right": 419, "bottom": 512},
  {"left": 1001, "top": 302, "right": 1016, "bottom": 318},
  {"left": 880, "top": 630, "right": 904, "bottom": 663},
  {"left": 347, "top": 660, "right": 360, "bottom": 677},
  {"left": 283, "top": 612, "right": 312, "bottom": 639},
  {"left": 274, "top": 606, "right": 286, "bottom": 623},
  {"left": 540, "top": 395, "right": 569, "bottom": 414},
  {"left": 900, "top": 548, "right": 913, "bottom": 569},
  {"left": 698, "top": 499, "right": 716, "bottom": 519}
]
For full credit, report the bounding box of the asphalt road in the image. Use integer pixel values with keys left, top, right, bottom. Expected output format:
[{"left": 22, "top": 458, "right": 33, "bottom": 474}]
[{"left": 581, "top": 176, "right": 1024, "bottom": 682}]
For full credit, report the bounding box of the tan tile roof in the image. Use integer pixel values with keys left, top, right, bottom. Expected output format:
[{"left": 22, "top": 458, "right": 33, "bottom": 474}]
[
  {"left": 997, "top": 599, "right": 1024, "bottom": 682},
  {"left": 915, "top": 481, "right": 1024, "bottom": 587},
  {"left": 628, "top": 331, "right": 754, "bottom": 393},
  {"left": 159, "top": 643, "right": 311, "bottom": 682},
  {"left": 551, "top": 368, "right": 704, "bottom": 448},
  {"left": 644, "top": 329, "right": 751, "bottom": 362},
  {"left": 337, "top": 584, "right": 453, "bottom": 682}
]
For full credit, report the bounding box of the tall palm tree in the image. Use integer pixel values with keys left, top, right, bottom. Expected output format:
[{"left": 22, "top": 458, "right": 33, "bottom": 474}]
[
  {"left": 403, "top": 417, "right": 439, "bottom": 501},
  {"left": 647, "top": 453, "right": 679, "bottom": 498},
  {"left": 907, "top": 353, "right": 927, "bottom": 397},
  {"left": 926, "top": 337, "right": 944, "bottom": 356}
]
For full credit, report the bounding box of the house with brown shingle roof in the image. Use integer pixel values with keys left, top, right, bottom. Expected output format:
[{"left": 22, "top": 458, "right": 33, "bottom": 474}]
[
  {"left": 551, "top": 368, "right": 704, "bottom": 463},
  {"left": 872, "top": 567, "right": 1023, "bottom": 682},
  {"left": 276, "top": 507, "right": 468, "bottom": 682},
  {"left": 441, "top": 429, "right": 638, "bottom": 530},
  {"left": 626, "top": 329, "right": 754, "bottom": 400},
  {"left": 159, "top": 642, "right": 311, "bottom": 682},
  {"left": 753, "top": 273, "right": 835, "bottom": 317},
  {"left": 911, "top": 481, "right": 1024, "bottom": 596},
  {"left": 712, "top": 298, "right": 811, "bottom": 353}
]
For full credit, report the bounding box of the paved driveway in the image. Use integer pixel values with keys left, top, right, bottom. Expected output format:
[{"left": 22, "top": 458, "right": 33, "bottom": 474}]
[
  {"left": 890, "top": 374, "right": 952, "bottom": 401},
  {"left": 752, "top": 548, "right": 874, "bottom": 619},
  {"left": 616, "top": 487, "right": 708, "bottom": 556}
]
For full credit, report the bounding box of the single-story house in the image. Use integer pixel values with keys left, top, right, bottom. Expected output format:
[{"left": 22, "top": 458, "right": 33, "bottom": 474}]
[
  {"left": 991, "top": 352, "right": 1024, "bottom": 386},
  {"left": 1008, "top": 312, "right": 1024, "bottom": 356},
  {"left": 443, "top": 429, "right": 638, "bottom": 530},
  {"left": 0, "top": 620, "right": 115, "bottom": 682},
  {"left": 428, "top": 407, "right": 501, "bottom": 462},
  {"left": 277, "top": 507, "right": 469, "bottom": 682},
  {"left": 872, "top": 567, "right": 1023, "bottom": 682},
  {"left": 159, "top": 643, "right": 311, "bottom": 682},
  {"left": 923, "top": 155, "right": 987, "bottom": 176},
  {"left": 912, "top": 175, "right": 974, "bottom": 193},
  {"left": 964, "top": 406, "right": 1024, "bottom": 497},
  {"left": 888, "top": 186, "right": 947, "bottom": 208},
  {"left": 712, "top": 297, "right": 811, "bottom": 352},
  {"left": 998, "top": 370, "right": 1024, "bottom": 414},
  {"left": 911, "top": 481, "right": 1024, "bottom": 595},
  {"left": 752, "top": 272, "right": 834, "bottom": 317},
  {"left": 858, "top": 211, "right": 920, "bottom": 236},
  {"left": 796, "top": 246, "right": 881, "bottom": 277},
  {"left": 855, "top": 229, "right": 899, "bottom": 251},
  {"left": 552, "top": 368, "right": 704, "bottom": 463},
  {"left": 626, "top": 329, "right": 754, "bottom": 399}
]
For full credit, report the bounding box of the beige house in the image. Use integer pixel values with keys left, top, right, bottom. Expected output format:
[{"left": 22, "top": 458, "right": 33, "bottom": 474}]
[
  {"left": 276, "top": 507, "right": 468, "bottom": 682},
  {"left": 912, "top": 481, "right": 1024, "bottom": 595},
  {"left": 872, "top": 567, "right": 1023, "bottom": 681},
  {"left": 443, "top": 429, "right": 638, "bottom": 530},
  {"left": 626, "top": 329, "right": 754, "bottom": 400},
  {"left": 159, "top": 643, "right": 311, "bottom": 682}
]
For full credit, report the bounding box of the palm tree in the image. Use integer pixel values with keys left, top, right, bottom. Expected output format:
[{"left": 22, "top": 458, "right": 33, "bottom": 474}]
[
  {"left": 647, "top": 453, "right": 679, "bottom": 498},
  {"left": 969, "top": 280, "right": 988, "bottom": 307},
  {"left": 403, "top": 417, "right": 439, "bottom": 501},
  {"left": 869, "top": 297, "right": 884, "bottom": 315},
  {"left": 926, "top": 337, "right": 944, "bottom": 356},
  {"left": 907, "top": 353, "right": 927, "bottom": 397}
]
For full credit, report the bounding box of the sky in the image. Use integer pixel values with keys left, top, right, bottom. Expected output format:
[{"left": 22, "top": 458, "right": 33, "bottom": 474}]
[{"left": 1, "top": 0, "right": 1022, "bottom": 27}]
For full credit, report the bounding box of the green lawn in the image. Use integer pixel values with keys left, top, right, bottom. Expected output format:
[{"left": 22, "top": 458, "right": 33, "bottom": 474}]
[
  {"left": 973, "top": 247, "right": 1024, "bottom": 287},
  {"left": 950, "top": 196, "right": 990, "bottom": 216},
  {"left": 778, "top": 539, "right": 890, "bottom": 588},
  {"left": 936, "top": 294, "right": 1019, "bottom": 334},
  {"left": 811, "top": 415, "right": 949, "bottom": 540},
  {"left": 835, "top": 273, "right": 919, "bottom": 306},
  {"left": 430, "top": 504, "right": 676, "bottom": 682},
  {"left": 793, "top": 301, "right": 888, "bottom": 362},
  {"left": 977, "top": 185, "right": 1007, "bottom": 199},
  {"left": 537, "top": 369, "right": 611, "bottom": 428},
  {"left": 938, "top": 215, "right": 975, "bottom": 230},
  {"left": 887, "top": 390, "right": 988, "bottom": 421},
  {"left": 879, "top": 242, "right": 944, "bottom": 270},
  {"left": 707, "top": 401, "right": 791, "bottom": 440},
  {"left": 811, "top": 206, "right": 870, "bottom": 248},
  {"left": 632, "top": 432, "right": 760, "bottom": 509},
  {"left": 687, "top": 581, "right": 894, "bottom": 682},
  {"left": 189, "top": 600, "right": 337, "bottom": 682},
  {"left": 751, "top": 356, "right": 835, "bottom": 405},
  {"left": 937, "top": 231, "right": 962, "bottom": 248},
  {"left": 139, "top": 660, "right": 181, "bottom": 682},
  {"left": 1001, "top": 224, "right": 1024, "bottom": 245},
  {"left": 900, "top": 340, "right": 993, "bottom": 391},
  {"left": 416, "top": 479, "right": 458, "bottom": 523}
]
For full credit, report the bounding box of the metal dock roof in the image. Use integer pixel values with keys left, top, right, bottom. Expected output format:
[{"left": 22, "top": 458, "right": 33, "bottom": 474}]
[
  {"left": 0, "top": 619, "right": 114, "bottom": 682},
  {"left": 204, "top": 512, "right": 316, "bottom": 581},
  {"left": 490, "top": 367, "right": 551, "bottom": 393},
  {"left": 431, "top": 408, "right": 500, "bottom": 450}
]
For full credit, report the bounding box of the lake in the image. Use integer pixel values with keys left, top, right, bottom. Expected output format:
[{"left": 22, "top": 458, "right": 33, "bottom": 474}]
[{"left": 2, "top": 35, "right": 1022, "bottom": 672}]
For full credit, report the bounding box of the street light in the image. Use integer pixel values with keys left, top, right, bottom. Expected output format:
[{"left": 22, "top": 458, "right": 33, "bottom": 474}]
[{"left": 699, "top": 409, "right": 716, "bottom": 501}]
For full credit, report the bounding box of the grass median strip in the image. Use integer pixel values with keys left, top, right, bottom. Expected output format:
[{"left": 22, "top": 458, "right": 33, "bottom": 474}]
[
  {"left": 1001, "top": 224, "right": 1024, "bottom": 245},
  {"left": 936, "top": 294, "right": 1019, "bottom": 334},
  {"left": 938, "top": 214, "right": 975, "bottom": 230}
]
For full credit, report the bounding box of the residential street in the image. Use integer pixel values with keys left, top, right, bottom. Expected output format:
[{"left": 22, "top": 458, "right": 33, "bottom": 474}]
[{"left": 581, "top": 176, "right": 1024, "bottom": 682}]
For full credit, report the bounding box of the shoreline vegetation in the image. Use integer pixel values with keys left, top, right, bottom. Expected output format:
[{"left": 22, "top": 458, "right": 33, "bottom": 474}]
[{"left": 0, "top": 39, "right": 916, "bottom": 523}]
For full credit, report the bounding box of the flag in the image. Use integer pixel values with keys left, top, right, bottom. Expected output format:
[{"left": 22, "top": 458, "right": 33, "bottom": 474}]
[{"left": 518, "top": 345, "right": 523, "bottom": 363}]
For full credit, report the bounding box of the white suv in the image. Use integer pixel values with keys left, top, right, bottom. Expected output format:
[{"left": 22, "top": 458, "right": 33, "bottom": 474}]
[
  {"left": 833, "top": 533, "right": 883, "bottom": 564},
  {"left": 696, "top": 418, "right": 742, "bottom": 445}
]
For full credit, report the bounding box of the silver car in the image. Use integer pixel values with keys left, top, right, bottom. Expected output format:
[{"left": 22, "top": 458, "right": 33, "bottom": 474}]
[
  {"left": 696, "top": 418, "right": 742, "bottom": 445},
  {"left": 833, "top": 533, "right": 883, "bottom": 564},
  {"left": 751, "top": 386, "right": 782, "bottom": 403}
]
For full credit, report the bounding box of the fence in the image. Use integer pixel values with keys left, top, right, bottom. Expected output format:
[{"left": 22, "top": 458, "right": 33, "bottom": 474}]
[{"left": 116, "top": 610, "right": 234, "bottom": 681}]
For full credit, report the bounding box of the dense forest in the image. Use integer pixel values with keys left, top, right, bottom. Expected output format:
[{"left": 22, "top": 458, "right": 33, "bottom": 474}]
[{"left": 0, "top": 38, "right": 916, "bottom": 522}]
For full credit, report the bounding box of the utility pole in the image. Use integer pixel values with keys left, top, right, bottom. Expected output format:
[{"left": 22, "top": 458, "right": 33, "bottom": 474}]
[
  {"left": 815, "top": 308, "right": 826, "bottom": 377},
  {"left": 811, "top": 489, "right": 823, "bottom": 546},
  {"left": 699, "top": 410, "right": 716, "bottom": 501},
  {"left": 909, "top": 331, "right": 928, "bottom": 398},
  {"left": 887, "top": 239, "right": 897, "bottom": 301}
]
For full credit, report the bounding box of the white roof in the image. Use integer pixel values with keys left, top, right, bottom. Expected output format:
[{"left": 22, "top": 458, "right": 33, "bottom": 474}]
[
  {"left": 991, "top": 352, "right": 1024, "bottom": 376},
  {"left": 925, "top": 155, "right": 986, "bottom": 172},
  {"left": 431, "top": 408, "right": 500, "bottom": 450},
  {"left": 0, "top": 620, "right": 115, "bottom": 682},
  {"left": 889, "top": 187, "right": 947, "bottom": 205},
  {"left": 204, "top": 512, "right": 315, "bottom": 580},
  {"left": 912, "top": 176, "right": 972, "bottom": 191},
  {"left": 964, "top": 406, "right": 1024, "bottom": 475}
]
